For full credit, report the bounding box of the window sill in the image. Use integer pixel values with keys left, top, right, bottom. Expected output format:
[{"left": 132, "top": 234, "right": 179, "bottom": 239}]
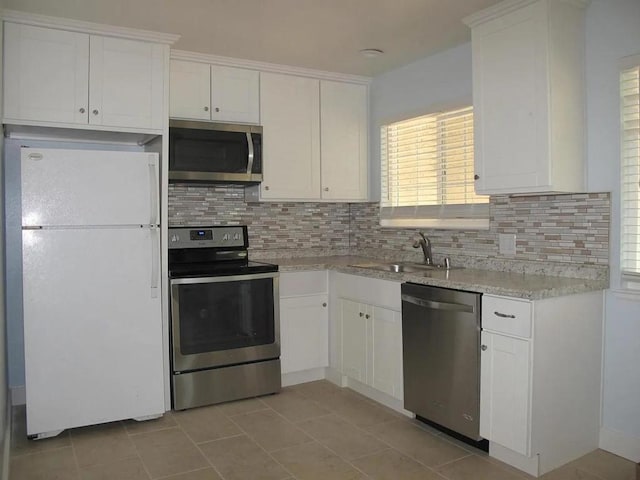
[{"left": 379, "top": 218, "right": 490, "bottom": 230}]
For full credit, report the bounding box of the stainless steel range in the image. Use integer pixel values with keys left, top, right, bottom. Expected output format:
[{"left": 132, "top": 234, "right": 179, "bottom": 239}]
[{"left": 168, "top": 225, "right": 280, "bottom": 410}]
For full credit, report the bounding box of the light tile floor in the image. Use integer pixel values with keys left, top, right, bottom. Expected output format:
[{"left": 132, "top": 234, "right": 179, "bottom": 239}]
[{"left": 10, "top": 380, "right": 637, "bottom": 480}]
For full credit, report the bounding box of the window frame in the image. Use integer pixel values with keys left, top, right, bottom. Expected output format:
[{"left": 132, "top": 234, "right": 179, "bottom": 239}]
[
  {"left": 620, "top": 54, "right": 640, "bottom": 287},
  {"left": 379, "top": 104, "right": 489, "bottom": 230}
]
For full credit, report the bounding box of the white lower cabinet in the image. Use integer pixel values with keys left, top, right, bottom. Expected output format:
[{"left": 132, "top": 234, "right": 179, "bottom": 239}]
[
  {"left": 480, "top": 292, "right": 603, "bottom": 477},
  {"left": 279, "top": 271, "right": 329, "bottom": 377},
  {"left": 331, "top": 273, "right": 403, "bottom": 402}
]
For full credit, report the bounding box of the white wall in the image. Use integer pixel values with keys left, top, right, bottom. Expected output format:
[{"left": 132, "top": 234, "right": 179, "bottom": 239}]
[
  {"left": 585, "top": 0, "right": 640, "bottom": 460},
  {"left": 370, "top": 0, "right": 640, "bottom": 460}
]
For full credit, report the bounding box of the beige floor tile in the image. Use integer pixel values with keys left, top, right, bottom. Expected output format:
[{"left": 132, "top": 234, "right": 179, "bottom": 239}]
[
  {"left": 215, "top": 397, "right": 269, "bottom": 417},
  {"left": 436, "top": 455, "right": 527, "bottom": 480},
  {"left": 70, "top": 422, "right": 137, "bottom": 468},
  {"left": 160, "top": 467, "right": 224, "bottom": 480},
  {"left": 570, "top": 449, "right": 636, "bottom": 480},
  {"left": 10, "top": 446, "right": 79, "bottom": 480},
  {"left": 352, "top": 448, "right": 445, "bottom": 479},
  {"left": 298, "top": 414, "right": 387, "bottom": 460},
  {"left": 173, "top": 404, "right": 241, "bottom": 443},
  {"left": 198, "top": 434, "right": 290, "bottom": 480},
  {"left": 262, "top": 389, "right": 330, "bottom": 423},
  {"left": 288, "top": 380, "right": 344, "bottom": 400},
  {"left": 231, "top": 409, "right": 312, "bottom": 452},
  {"left": 325, "top": 390, "right": 400, "bottom": 428},
  {"left": 131, "top": 427, "right": 208, "bottom": 479},
  {"left": 271, "top": 441, "right": 366, "bottom": 480},
  {"left": 539, "top": 463, "right": 605, "bottom": 480},
  {"left": 367, "top": 419, "right": 469, "bottom": 468},
  {"left": 124, "top": 413, "right": 178, "bottom": 435},
  {"left": 78, "top": 456, "right": 150, "bottom": 480},
  {"left": 10, "top": 405, "right": 72, "bottom": 457}
]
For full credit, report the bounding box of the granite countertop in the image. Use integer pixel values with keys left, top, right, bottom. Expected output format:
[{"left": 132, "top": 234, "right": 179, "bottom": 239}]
[{"left": 258, "top": 255, "right": 608, "bottom": 300}]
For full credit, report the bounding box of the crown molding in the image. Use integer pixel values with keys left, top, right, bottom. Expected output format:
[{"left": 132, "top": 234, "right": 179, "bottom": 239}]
[
  {"left": 463, "top": 0, "right": 590, "bottom": 28},
  {"left": 2, "top": 9, "right": 180, "bottom": 44},
  {"left": 171, "top": 49, "right": 372, "bottom": 85}
]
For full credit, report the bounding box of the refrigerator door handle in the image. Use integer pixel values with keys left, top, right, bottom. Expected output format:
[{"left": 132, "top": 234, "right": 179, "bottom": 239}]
[
  {"left": 150, "top": 228, "right": 159, "bottom": 298},
  {"left": 148, "top": 159, "right": 159, "bottom": 226}
]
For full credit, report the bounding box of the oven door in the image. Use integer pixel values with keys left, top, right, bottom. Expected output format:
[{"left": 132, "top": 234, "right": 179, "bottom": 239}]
[{"left": 170, "top": 272, "right": 279, "bottom": 373}]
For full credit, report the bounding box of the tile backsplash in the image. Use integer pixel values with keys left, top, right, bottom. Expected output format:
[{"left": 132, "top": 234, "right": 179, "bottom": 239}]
[{"left": 169, "top": 185, "right": 610, "bottom": 269}]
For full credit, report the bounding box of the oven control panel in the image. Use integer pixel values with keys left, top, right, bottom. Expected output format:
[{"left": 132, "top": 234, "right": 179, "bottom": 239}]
[{"left": 169, "top": 226, "right": 247, "bottom": 249}]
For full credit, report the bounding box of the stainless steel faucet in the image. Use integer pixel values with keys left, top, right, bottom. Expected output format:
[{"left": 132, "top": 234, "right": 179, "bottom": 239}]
[{"left": 413, "top": 232, "right": 433, "bottom": 265}]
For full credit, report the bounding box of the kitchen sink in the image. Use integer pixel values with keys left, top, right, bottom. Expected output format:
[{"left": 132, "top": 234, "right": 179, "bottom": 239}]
[{"left": 349, "top": 261, "right": 459, "bottom": 273}]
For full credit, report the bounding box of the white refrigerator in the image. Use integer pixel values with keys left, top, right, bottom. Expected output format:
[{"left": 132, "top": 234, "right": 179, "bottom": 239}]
[{"left": 21, "top": 147, "right": 164, "bottom": 439}]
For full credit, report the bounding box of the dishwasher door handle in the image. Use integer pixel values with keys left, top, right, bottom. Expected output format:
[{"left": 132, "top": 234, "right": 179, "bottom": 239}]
[{"left": 401, "top": 294, "right": 475, "bottom": 313}]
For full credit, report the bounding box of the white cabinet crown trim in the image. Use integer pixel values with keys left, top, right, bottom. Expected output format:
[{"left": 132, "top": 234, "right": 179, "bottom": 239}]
[
  {"left": 171, "top": 49, "right": 371, "bottom": 85},
  {"left": 463, "top": 0, "right": 589, "bottom": 27},
  {"left": 2, "top": 9, "right": 180, "bottom": 44}
]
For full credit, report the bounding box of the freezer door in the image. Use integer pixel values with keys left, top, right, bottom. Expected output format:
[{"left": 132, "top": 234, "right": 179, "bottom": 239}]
[
  {"left": 22, "top": 227, "right": 163, "bottom": 436},
  {"left": 21, "top": 148, "right": 159, "bottom": 227}
]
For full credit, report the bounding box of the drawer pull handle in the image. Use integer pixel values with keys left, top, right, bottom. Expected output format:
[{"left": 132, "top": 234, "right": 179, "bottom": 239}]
[{"left": 494, "top": 311, "right": 516, "bottom": 319}]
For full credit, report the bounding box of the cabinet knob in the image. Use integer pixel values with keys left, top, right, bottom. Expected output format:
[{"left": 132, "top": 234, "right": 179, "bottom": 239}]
[
  {"left": 92, "top": 109, "right": 99, "bottom": 115},
  {"left": 264, "top": 185, "right": 270, "bottom": 191},
  {"left": 79, "top": 107, "right": 86, "bottom": 114},
  {"left": 215, "top": 107, "right": 220, "bottom": 112},
  {"left": 365, "top": 314, "right": 370, "bottom": 319},
  {"left": 359, "top": 312, "right": 364, "bottom": 317},
  {"left": 322, "top": 302, "right": 327, "bottom": 307},
  {"left": 324, "top": 187, "right": 329, "bottom": 192},
  {"left": 481, "top": 345, "right": 488, "bottom": 351},
  {"left": 474, "top": 174, "right": 480, "bottom": 180},
  {"left": 204, "top": 106, "right": 209, "bottom": 112}
]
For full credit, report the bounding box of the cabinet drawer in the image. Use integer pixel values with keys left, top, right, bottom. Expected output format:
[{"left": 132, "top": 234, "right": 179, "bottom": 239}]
[
  {"left": 482, "top": 295, "right": 532, "bottom": 338},
  {"left": 280, "top": 270, "right": 327, "bottom": 297}
]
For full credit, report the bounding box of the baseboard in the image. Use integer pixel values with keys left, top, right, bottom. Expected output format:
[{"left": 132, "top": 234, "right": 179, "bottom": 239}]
[
  {"left": 599, "top": 426, "right": 640, "bottom": 462},
  {"left": 281, "top": 367, "right": 326, "bottom": 387},
  {"left": 489, "top": 442, "right": 541, "bottom": 477},
  {"left": 343, "top": 377, "right": 413, "bottom": 417},
  {"left": 10, "top": 386, "right": 25, "bottom": 406}
]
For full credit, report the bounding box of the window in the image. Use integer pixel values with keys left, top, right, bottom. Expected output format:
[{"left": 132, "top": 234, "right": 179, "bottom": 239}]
[
  {"left": 621, "top": 57, "right": 640, "bottom": 280},
  {"left": 380, "top": 106, "right": 489, "bottom": 229}
]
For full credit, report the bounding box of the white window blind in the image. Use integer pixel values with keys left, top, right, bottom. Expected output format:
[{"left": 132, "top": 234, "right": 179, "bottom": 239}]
[
  {"left": 621, "top": 60, "right": 640, "bottom": 279},
  {"left": 380, "top": 106, "right": 489, "bottom": 229}
]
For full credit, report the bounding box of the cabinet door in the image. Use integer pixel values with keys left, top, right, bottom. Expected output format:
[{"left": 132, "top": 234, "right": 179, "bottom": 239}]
[
  {"left": 480, "top": 331, "right": 531, "bottom": 456},
  {"left": 211, "top": 66, "right": 260, "bottom": 124},
  {"left": 368, "top": 306, "right": 403, "bottom": 400},
  {"left": 4, "top": 23, "right": 89, "bottom": 125},
  {"left": 320, "top": 81, "right": 368, "bottom": 201},
  {"left": 280, "top": 295, "right": 328, "bottom": 374},
  {"left": 260, "top": 72, "right": 321, "bottom": 199},
  {"left": 340, "top": 299, "right": 367, "bottom": 382},
  {"left": 472, "top": 1, "right": 549, "bottom": 194},
  {"left": 170, "top": 60, "right": 211, "bottom": 120},
  {"left": 89, "top": 36, "right": 164, "bottom": 130}
]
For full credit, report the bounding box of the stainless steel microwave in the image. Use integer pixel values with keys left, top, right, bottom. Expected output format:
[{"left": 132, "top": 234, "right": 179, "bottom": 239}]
[{"left": 168, "top": 120, "right": 262, "bottom": 184}]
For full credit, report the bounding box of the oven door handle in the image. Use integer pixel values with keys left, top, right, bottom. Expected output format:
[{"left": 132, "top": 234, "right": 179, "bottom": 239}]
[{"left": 170, "top": 271, "right": 279, "bottom": 285}]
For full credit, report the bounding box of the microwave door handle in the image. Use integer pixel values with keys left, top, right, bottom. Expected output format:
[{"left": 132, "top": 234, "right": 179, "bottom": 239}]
[{"left": 246, "top": 132, "right": 254, "bottom": 175}]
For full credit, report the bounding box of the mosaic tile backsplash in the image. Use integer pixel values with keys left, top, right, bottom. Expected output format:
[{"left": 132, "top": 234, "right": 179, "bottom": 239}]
[{"left": 169, "top": 185, "right": 610, "bottom": 268}]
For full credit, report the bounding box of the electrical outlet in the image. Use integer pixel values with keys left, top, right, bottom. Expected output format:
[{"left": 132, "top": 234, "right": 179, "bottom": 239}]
[{"left": 499, "top": 233, "right": 516, "bottom": 255}]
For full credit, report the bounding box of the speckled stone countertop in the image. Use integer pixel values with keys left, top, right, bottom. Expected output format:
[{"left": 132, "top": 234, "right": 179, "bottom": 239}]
[{"left": 257, "top": 255, "right": 608, "bottom": 300}]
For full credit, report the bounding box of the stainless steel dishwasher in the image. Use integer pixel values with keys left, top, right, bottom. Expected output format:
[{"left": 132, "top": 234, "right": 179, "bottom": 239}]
[{"left": 401, "top": 283, "right": 485, "bottom": 447}]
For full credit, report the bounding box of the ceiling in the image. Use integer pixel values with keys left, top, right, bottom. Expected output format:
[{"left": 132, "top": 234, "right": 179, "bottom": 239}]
[{"left": 4, "top": 0, "right": 504, "bottom": 76}]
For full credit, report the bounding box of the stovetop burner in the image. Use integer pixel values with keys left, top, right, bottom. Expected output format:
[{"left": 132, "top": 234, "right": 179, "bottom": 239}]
[{"left": 168, "top": 226, "right": 277, "bottom": 278}]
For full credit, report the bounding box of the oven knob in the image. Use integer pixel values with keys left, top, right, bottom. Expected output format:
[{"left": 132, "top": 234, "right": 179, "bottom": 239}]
[
  {"left": 234, "top": 233, "right": 240, "bottom": 240},
  {"left": 171, "top": 234, "right": 178, "bottom": 242},
  {"left": 223, "top": 234, "right": 229, "bottom": 241}
]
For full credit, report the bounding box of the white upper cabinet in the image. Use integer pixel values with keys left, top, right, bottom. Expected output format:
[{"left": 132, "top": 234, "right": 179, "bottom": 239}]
[
  {"left": 465, "top": 0, "right": 587, "bottom": 195},
  {"left": 210, "top": 65, "right": 260, "bottom": 123},
  {"left": 170, "top": 60, "right": 260, "bottom": 124},
  {"left": 250, "top": 73, "right": 369, "bottom": 202},
  {"left": 259, "top": 72, "right": 321, "bottom": 199},
  {"left": 89, "top": 36, "right": 164, "bottom": 130},
  {"left": 4, "top": 23, "right": 89, "bottom": 125},
  {"left": 320, "top": 81, "right": 368, "bottom": 201},
  {"left": 4, "top": 22, "right": 166, "bottom": 132},
  {"left": 169, "top": 60, "right": 211, "bottom": 120}
]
